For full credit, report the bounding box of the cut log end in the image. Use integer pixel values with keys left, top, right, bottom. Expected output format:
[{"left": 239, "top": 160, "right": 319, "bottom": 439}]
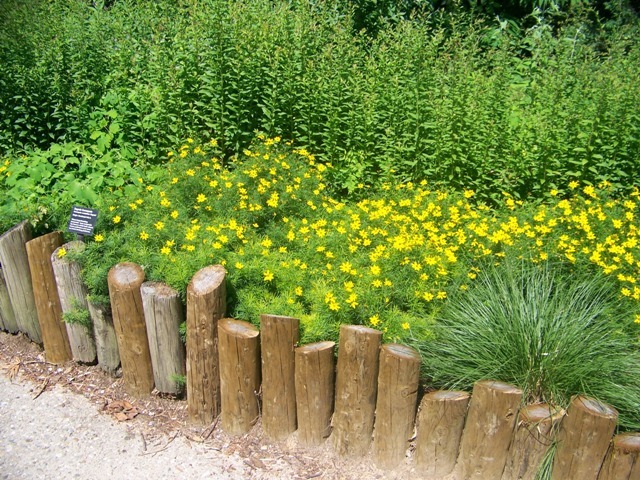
[
  {"left": 141, "top": 281, "right": 179, "bottom": 298},
  {"left": 381, "top": 343, "right": 421, "bottom": 362},
  {"left": 574, "top": 395, "right": 618, "bottom": 419},
  {"left": 189, "top": 265, "right": 226, "bottom": 295},
  {"left": 476, "top": 379, "right": 523, "bottom": 395},
  {"left": 339, "top": 324, "right": 382, "bottom": 337},
  {"left": 520, "top": 403, "right": 563, "bottom": 424},
  {"left": 424, "top": 390, "right": 470, "bottom": 402},
  {"left": 108, "top": 262, "right": 145, "bottom": 288},
  {"left": 297, "top": 341, "right": 336, "bottom": 354},
  {"left": 219, "top": 318, "right": 259, "bottom": 338},
  {"left": 613, "top": 433, "right": 640, "bottom": 453}
]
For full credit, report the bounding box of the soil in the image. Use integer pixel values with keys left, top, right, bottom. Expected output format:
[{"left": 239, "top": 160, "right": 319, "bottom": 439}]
[{"left": 0, "top": 331, "right": 453, "bottom": 480}]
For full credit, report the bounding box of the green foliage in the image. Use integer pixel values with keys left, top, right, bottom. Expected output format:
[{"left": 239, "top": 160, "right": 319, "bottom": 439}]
[
  {"left": 62, "top": 298, "right": 92, "bottom": 330},
  {"left": 412, "top": 260, "right": 640, "bottom": 429}
]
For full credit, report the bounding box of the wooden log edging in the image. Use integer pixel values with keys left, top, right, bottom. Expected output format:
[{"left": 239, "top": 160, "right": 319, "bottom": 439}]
[
  {"left": 414, "top": 390, "right": 470, "bottom": 477},
  {"left": 26, "top": 232, "right": 72, "bottom": 364},
  {"left": 107, "top": 262, "right": 154, "bottom": 396},
  {"left": 186, "top": 265, "right": 226, "bottom": 425},
  {"left": 219, "top": 318, "right": 261, "bottom": 435},
  {"left": 332, "top": 325, "right": 382, "bottom": 456},
  {"left": 260, "top": 314, "right": 299, "bottom": 440},
  {"left": 52, "top": 242, "right": 96, "bottom": 364},
  {"left": 141, "top": 281, "right": 185, "bottom": 395},
  {"left": 295, "top": 341, "right": 336, "bottom": 445},
  {"left": 373, "top": 343, "right": 421, "bottom": 469},
  {"left": 597, "top": 432, "right": 640, "bottom": 480},
  {"left": 87, "top": 300, "right": 120, "bottom": 374},
  {"left": 551, "top": 395, "right": 618, "bottom": 480},
  {"left": 0, "top": 266, "right": 20, "bottom": 333},
  {"left": 457, "top": 380, "right": 523, "bottom": 480},
  {"left": 0, "top": 221, "right": 41, "bottom": 343},
  {"left": 502, "top": 403, "right": 564, "bottom": 480}
]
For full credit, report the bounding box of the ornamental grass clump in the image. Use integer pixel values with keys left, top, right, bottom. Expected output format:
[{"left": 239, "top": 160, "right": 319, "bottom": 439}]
[{"left": 414, "top": 260, "right": 640, "bottom": 429}]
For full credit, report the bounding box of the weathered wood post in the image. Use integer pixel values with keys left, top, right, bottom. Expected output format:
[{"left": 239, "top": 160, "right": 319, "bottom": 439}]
[
  {"left": 457, "top": 380, "right": 522, "bottom": 480},
  {"left": 107, "top": 262, "right": 154, "bottom": 396},
  {"left": 597, "top": 432, "right": 640, "bottom": 480},
  {"left": 373, "top": 344, "right": 421, "bottom": 469},
  {"left": 141, "top": 282, "right": 185, "bottom": 395},
  {"left": 0, "top": 266, "right": 20, "bottom": 333},
  {"left": 0, "top": 221, "right": 41, "bottom": 343},
  {"left": 502, "top": 403, "right": 564, "bottom": 480},
  {"left": 51, "top": 242, "right": 96, "bottom": 363},
  {"left": 332, "top": 325, "right": 382, "bottom": 456},
  {"left": 26, "top": 232, "right": 72, "bottom": 364},
  {"left": 260, "top": 314, "right": 299, "bottom": 440},
  {"left": 186, "top": 265, "right": 226, "bottom": 425},
  {"left": 87, "top": 300, "right": 120, "bottom": 374},
  {"left": 551, "top": 396, "right": 618, "bottom": 480},
  {"left": 218, "top": 319, "right": 261, "bottom": 435},
  {"left": 414, "top": 390, "right": 471, "bottom": 477},
  {"left": 295, "top": 341, "right": 336, "bottom": 445}
]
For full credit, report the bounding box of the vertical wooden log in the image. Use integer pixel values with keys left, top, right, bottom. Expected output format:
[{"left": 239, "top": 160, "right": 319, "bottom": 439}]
[
  {"left": 26, "top": 232, "right": 72, "bottom": 364},
  {"left": 87, "top": 300, "right": 120, "bottom": 374},
  {"left": 332, "top": 325, "right": 382, "bottom": 456},
  {"left": 502, "top": 404, "right": 564, "bottom": 480},
  {"left": 295, "top": 341, "right": 336, "bottom": 445},
  {"left": 0, "top": 266, "right": 19, "bottom": 333},
  {"left": 218, "top": 319, "right": 261, "bottom": 435},
  {"left": 186, "top": 265, "right": 226, "bottom": 425},
  {"left": 141, "top": 282, "right": 185, "bottom": 394},
  {"left": 458, "top": 380, "right": 523, "bottom": 480},
  {"left": 373, "top": 344, "right": 421, "bottom": 469},
  {"left": 415, "top": 390, "right": 471, "bottom": 477},
  {"left": 551, "top": 396, "right": 618, "bottom": 480},
  {"left": 107, "top": 262, "right": 154, "bottom": 396},
  {"left": 260, "top": 313, "right": 299, "bottom": 440},
  {"left": 0, "top": 221, "right": 40, "bottom": 343},
  {"left": 597, "top": 433, "right": 640, "bottom": 480},
  {"left": 51, "top": 242, "right": 96, "bottom": 363}
]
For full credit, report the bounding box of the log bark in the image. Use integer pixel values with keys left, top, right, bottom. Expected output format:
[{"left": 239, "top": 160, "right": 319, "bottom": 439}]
[
  {"left": 458, "top": 380, "right": 523, "bottom": 480},
  {"left": 141, "top": 281, "right": 185, "bottom": 394},
  {"left": 597, "top": 432, "right": 640, "bottom": 480},
  {"left": 415, "top": 390, "right": 471, "bottom": 477},
  {"left": 218, "top": 319, "right": 261, "bottom": 435},
  {"left": 107, "top": 262, "right": 154, "bottom": 396},
  {"left": 186, "top": 265, "right": 226, "bottom": 425},
  {"left": 373, "top": 343, "right": 421, "bottom": 469},
  {"left": 502, "top": 403, "right": 564, "bottom": 480},
  {"left": 551, "top": 395, "right": 618, "bottom": 480},
  {"left": 0, "top": 221, "right": 40, "bottom": 342},
  {"left": 295, "top": 341, "right": 336, "bottom": 445},
  {"left": 260, "top": 313, "right": 299, "bottom": 440},
  {"left": 0, "top": 266, "right": 19, "bottom": 333},
  {"left": 87, "top": 300, "right": 120, "bottom": 374},
  {"left": 51, "top": 242, "right": 96, "bottom": 363},
  {"left": 332, "top": 325, "right": 382, "bottom": 456},
  {"left": 26, "top": 232, "right": 72, "bottom": 364}
]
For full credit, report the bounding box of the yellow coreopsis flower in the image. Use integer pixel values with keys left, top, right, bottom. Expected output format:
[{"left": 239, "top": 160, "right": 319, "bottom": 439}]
[
  {"left": 94, "top": 234, "right": 104, "bottom": 242},
  {"left": 263, "top": 270, "right": 274, "bottom": 282}
]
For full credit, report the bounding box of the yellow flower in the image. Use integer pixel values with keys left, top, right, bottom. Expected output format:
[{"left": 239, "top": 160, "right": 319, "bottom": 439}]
[
  {"left": 160, "top": 246, "right": 171, "bottom": 255},
  {"left": 112, "top": 215, "right": 121, "bottom": 224},
  {"left": 154, "top": 221, "right": 165, "bottom": 230},
  {"left": 235, "top": 262, "right": 244, "bottom": 269},
  {"left": 401, "top": 322, "right": 410, "bottom": 330},
  {"left": 160, "top": 198, "right": 171, "bottom": 207},
  {"left": 369, "top": 315, "right": 380, "bottom": 326},
  {"left": 197, "top": 193, "right": 207, "bottom": 203},
  {"left": 171, "top": 210, "right": 179, "bottom": 219},
  {"left": 186, "top": 169, "right": 195, "bottom": 176},
  {"left": 263, "top": 270, "right": 274, "bottom": 282},
  {"left": 569, "top": 181, "right": 579, "bottom": 190},
  {"left": 294, "top": 286, "right": 303, "bottom": 296},
  {"left": 57, "top": 247, "right": 67, "bottom": 259},
  {"left": 171, "top": 177, "right": 178, "bottom": 184},
  {"left": 463, "top": 189, "right": 474, "bottom": 199},
  {"left": 140, "top": 231, "right": 149, "bottom": 240},
  {"left": 94, "top": 234, "right": 104, "bottom": 243}
]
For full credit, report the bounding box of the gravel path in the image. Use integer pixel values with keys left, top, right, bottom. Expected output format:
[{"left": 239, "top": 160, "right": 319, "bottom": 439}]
[{"left": 0, "top": 374, "right": 257, "bottom": 480}]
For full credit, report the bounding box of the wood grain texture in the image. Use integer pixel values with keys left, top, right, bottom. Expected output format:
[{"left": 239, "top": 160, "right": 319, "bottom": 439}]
[
  {"left": 141, "top": 282, "right": 185, "bottom": 394},
  {"left": 218, "top": 319, "right": 261, "bottom": 435},
  {"left": 107, "top": 262, "right": 154, "bottom": 396},
  {"left": 415, "top": 390, "right": 470, "bottom": 477},
  {"left": 26, "top": 232, "right": 71, "bottom": 364},
  {"left": 186, "top": 265, "right": 226, "bottom": 425},
  {"left": 597, "top": 432, "right": 640, "bottom": 480},
  {"left": 260, "top": 314, "right": 299, "bottom": 440},
  {"left": 332, "top": 325, "right": 382, "bottom": 456},
  {"left": 551, "top": 395, "right": 618, "bottom": 480},
  {"left": 0, "top": 221, "right": 40, "bottom": 342},
  {"left": 373, "top": 343, "right": 421, "bottom": 469},
  {"left": 458, "top": 380, "right": 522, "bottom": 480},
  {"left": 87, "top": 300, "right": 120, "bottom": 374},
  {"left": 295, "top": 341, "right": 335, "bottom": 445},
  {"left": 52, "top": 242, "right": 96, "bottom": 363},
  {"left": 0, "top": 266, "right": 20, "bottom": 333}
]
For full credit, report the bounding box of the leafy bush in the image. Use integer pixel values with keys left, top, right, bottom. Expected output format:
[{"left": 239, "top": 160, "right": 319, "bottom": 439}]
[{"left": 413, "top": 259, "right": 640, "bottom": 429}]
